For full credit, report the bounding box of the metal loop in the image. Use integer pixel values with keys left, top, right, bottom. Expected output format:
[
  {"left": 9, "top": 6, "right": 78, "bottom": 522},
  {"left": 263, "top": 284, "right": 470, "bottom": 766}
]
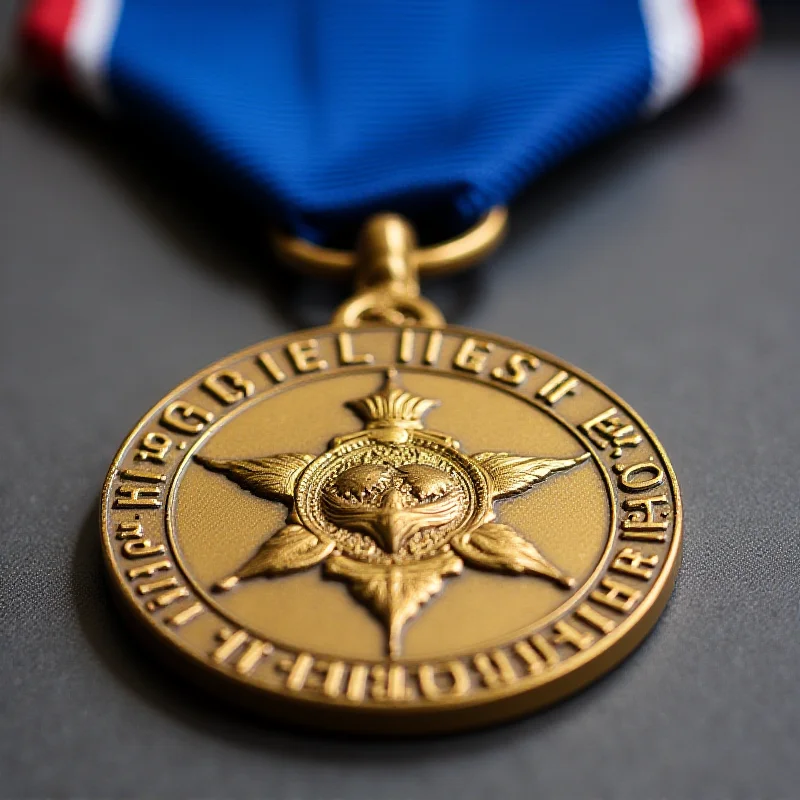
[
  {"left": 271, "top": 207, "right": 508, "bottom": 279},
  {"left": 332, "top": 291, "right": 446, "bottom": 328}
]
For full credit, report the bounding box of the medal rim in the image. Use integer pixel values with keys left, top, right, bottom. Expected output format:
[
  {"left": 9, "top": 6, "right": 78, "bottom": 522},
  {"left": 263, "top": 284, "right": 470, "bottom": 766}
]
[{"left": 99, "top": 324, "right": 682, "bottom": 733}]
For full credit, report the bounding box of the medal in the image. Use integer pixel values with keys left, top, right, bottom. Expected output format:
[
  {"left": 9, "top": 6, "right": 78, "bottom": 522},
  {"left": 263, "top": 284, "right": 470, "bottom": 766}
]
[
  {"left": 21, "top": 0, "right": 756, "bottom": 732},
  {"left": 100, "top": 214, "right": 683, "bottom": 733}
]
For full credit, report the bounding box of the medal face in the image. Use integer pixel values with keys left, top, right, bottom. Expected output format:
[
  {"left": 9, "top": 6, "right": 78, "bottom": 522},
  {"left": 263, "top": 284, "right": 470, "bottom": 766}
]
[{"left": 101, "top": 325, "right": 681, "bottom": 733}]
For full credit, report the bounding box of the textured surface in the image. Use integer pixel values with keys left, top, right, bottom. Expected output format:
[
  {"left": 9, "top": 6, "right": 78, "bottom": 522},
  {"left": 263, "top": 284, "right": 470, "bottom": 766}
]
[{"left": 2, "top": 8, "right": 800, "bottom": 800}]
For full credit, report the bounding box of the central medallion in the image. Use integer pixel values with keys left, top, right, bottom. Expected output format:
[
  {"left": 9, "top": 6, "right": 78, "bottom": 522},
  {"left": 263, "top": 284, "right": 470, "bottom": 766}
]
[{"left": 197, "top": 370, "right": 588, "bottom": 655}]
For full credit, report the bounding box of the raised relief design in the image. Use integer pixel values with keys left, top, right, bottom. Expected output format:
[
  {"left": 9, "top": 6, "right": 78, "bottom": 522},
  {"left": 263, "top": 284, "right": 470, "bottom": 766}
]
[{"left": 197, "top": 371, "right": 588, "bottom": 656}]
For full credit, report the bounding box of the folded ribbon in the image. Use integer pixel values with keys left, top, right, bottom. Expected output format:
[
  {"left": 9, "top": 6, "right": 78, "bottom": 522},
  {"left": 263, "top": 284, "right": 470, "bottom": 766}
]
[{"left": 21, "top": 0, "right": 757, "bottom": 240}]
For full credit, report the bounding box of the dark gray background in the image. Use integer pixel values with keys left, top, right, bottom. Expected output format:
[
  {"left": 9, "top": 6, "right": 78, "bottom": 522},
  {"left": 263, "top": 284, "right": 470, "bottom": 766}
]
[{"left": 2, "top": 4, "right": 799, "bottom": 799}]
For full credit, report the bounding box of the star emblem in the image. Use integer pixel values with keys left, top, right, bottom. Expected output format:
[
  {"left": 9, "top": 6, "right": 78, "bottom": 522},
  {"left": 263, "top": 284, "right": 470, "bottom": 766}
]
[{"left": 197, "top": 370, "right": 589, "bottom": 656}]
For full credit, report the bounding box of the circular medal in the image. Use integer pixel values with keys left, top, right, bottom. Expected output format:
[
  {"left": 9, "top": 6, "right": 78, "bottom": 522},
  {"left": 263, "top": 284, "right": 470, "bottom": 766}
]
[{"left": 101, "top": 324, "right": 681, "bottom": 733}]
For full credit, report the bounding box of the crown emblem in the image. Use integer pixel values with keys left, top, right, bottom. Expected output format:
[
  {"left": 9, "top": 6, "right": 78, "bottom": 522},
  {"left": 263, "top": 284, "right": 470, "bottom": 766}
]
[{"left": 346, "top": 369, "right": 439, "bottom": 431}]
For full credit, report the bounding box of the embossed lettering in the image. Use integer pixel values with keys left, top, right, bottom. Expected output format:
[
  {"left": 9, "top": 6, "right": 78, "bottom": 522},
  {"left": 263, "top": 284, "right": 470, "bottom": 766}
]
[
  {"left": 551, "top": 620, "right": 594, "bottom": 651},
  {"left": 114, "top": 484, "right": 162, "bottom": 509},
  {"left": 119, "top": 468, "right": 166, "bottom": 483},
  {"left": 127, "top": 560, "right": 172, "bottom": 580},
  {"left": 621, "top": 496, "right": 670, "bottom": 541},
  {"left": 287, "top": 339, "right": 328, "bottom": 373},
  {"left": 257, "top": 351, "right": 287, "bottom": 383},
  {"left": 134, "top": 432, "right": 173, "bottom": 464},
  {"left": 590, "top": 578, "right": 642, "bottom": 613},
  {"left": 139, "top": 578, "right": 192, "bottom": 614},
  {"left": 418, "top": 661, "right": 470, "bottom": 699},
  {"left": 277, "top": 652, "right": 314, "bottom": 690},
  {"left": 453, "top": 338, "right": 494, "bottom": 374},
  {"left": 491, "top": 352, "right": 540, "bottom": 386},
  {"left": 616, "top": 461, "right": 665, "bottom": 492},
  {"left": 398, "top": 328, "right": 415, "bottom": 363},
  {"left": 116, "top": 522, "right": 143, "bottom": 540},
  {"left": 512, "top": 641, "right": 546, "bottom": 675},
  {"left": 537, "top": 370, "right": 580, "bottom": 405},
  {"left": 401, "top": 329, "right": 445, "bottom": 366},
  {"left": 145, "top": 586, "right": 190, "bottom": 611},
  {"left": 612, "top": 547, "right": 659, "bottom": 579},
  {"left": 338, "top": 332, "right": 374, "bottom": 365},
  {"left": 202, "top": 370, "right": 255, "bottom": 405},
  {"left": 423, "top": 330, "right": 443, "bottom": 366},
  {"left": 213, "top": 628, "right": 273, "bottom": 675},
  {"left": 581, "top": 407, "right": 643, "bottom": 457},
  {"left": 317, "top": 660, "right": 347, "bottom": 698},
  {"left": 122, "top": 539, "right": 166, "bottom": 558},
  {"left": 575, "top": 602, "right": 616, "bottom": 634},
  {"left": 346, "top": 664, "right": 370, "bottom": 702},
  {"left": 370, "top": 664, "right": 409, "bottom": 702},
  {"left": 136, "top": 577, "right": 179, "bottom": 595},
  {"left": 473, "top": 649, "right": 518, "bottom": 687},
  {"left": 161, "top": 401, "right": 214, "bottom": 435},
  {"left": 528, "top": 633, "right": 560, "bottom": 666},
  {"left": 277, "top": 654, "right": 346, "bottom": 697},
  {"left": 166, "top": 602, "right": 204, "bottom": 627}
]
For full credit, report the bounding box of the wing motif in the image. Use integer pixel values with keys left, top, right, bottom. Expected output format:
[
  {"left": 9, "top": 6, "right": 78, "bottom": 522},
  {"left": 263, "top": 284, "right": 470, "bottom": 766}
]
[
  {"left": 451, "top": 523, "right": 574, "bottom": 587},
  {"left": 215, "top": 524, "right": 334, "bottom": 590},
  {"left": 195, "top": 453, "right": 314, "bottom": 504},
  {"left": 472, "top": 452, "right": 590, "bottom": 500}
]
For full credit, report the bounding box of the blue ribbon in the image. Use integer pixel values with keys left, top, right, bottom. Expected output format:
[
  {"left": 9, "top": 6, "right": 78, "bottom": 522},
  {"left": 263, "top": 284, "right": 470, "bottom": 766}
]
[{"left": 110, "top": 1, "right": 656, "bottom": 240}]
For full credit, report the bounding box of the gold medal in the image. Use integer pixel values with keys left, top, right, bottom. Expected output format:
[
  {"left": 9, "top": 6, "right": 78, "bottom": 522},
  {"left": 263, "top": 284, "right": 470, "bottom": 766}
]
[{"left": 101, "top": 211, "right": 681, "bottom": 732}]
